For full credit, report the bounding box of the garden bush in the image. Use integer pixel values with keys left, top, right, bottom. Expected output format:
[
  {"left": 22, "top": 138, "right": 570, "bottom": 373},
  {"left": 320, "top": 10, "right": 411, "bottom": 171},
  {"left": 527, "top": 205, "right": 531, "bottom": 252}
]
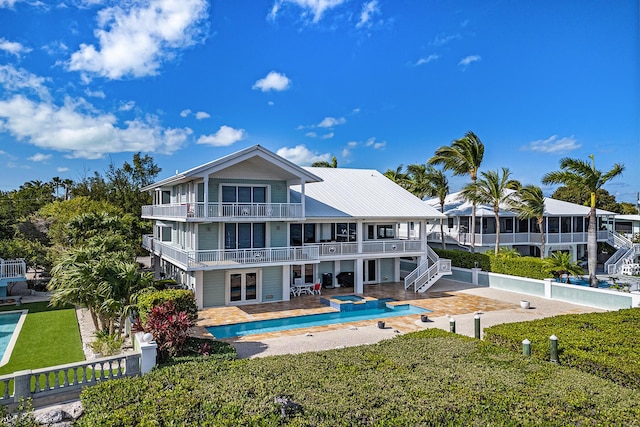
[
  {"left": 136, "top": 288, "right": 197, "bottom": 324},
  {"left": 78, "top": 329, "right": 640, "bottom": 426},
  {"left": 484, "top": 308, "right": 640, "bottom": 388},
  {"left": 434, "top": 248, "right": 549, "bottom": 280}
]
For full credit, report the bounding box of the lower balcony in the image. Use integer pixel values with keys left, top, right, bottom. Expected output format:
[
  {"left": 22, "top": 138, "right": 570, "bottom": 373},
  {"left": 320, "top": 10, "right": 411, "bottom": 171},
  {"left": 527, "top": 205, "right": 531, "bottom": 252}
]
[
  {"left": 142, "top": 236, "right": 319, "bottom": 270},
  {"left": 306, "top": 239, "right": 424, "bottom": 257}
]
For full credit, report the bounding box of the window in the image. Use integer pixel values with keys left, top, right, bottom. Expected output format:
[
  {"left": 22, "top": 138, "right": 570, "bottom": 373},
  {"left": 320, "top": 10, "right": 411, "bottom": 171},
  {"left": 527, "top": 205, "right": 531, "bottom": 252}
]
[
  {"left": 290, "top": 224, "right": 316, "bottom": 246},
  {"left": 447, "top": 218, "right": 454, "bottom": 229},
  {"left": 573, "top": 217, "right": 584, "bottom": 232},
  {"left": 221, "top": 185, "right": 267, "bottom": 203},
  {"left": 561, "top": 217, "right": 571, "bottom": 233},
  {"left": 160, "top": 226, "right": 172, "bottom": 242},
  {"left": 228, "top": 270, "right": 259, "bottom": 304},
  {"left": 225, "top": 223, "right": 266, "bottom": 249},
  {"left": 377, "top": 225, "right": 395, "bottom": 239},
  {"left": 336, "top": 223, "right": 356, "bottom": 242},
  {"left": 548, "top": 217, "right": 559, "bottom": 233}
]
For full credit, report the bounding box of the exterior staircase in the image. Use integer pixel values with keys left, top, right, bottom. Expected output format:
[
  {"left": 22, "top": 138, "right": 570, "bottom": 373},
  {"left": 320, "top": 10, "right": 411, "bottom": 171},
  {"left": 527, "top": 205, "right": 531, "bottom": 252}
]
[
  {"left": 605, "top": 231, "right": 640, "bottom": 274},
  {"left": 404, "top": 246, "right": 452, "bottom": 293}
]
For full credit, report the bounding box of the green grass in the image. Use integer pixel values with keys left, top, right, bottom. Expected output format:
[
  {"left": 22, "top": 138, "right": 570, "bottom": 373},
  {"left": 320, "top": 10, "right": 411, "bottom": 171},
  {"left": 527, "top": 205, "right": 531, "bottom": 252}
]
[{"left": 0, "top": 301, "right": 84, "bottom": 376}]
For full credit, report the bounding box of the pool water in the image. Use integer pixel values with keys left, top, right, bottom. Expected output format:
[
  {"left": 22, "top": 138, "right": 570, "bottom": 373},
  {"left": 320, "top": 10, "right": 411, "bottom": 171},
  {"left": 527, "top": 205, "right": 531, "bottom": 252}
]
[
  {"left": 556, "top": 278, "right": 610, "bottom": 288},
  {"left": 207, "top": 303, "right": 430, "bottom": 339},
  {"left": 332, "top": 295, "right": 364, "bottom": 302},
  {"left": 0, "top": 311, "right": 24, "bottom": 365}
]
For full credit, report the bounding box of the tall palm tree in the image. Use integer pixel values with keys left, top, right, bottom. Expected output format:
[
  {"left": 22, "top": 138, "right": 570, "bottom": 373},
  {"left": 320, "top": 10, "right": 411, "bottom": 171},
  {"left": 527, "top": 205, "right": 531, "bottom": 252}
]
[
  {"left": 460, "top": 168, "right": 520, "bottom": 255},
  {"left": 405, "top": 164, "right": 432, "bottom": 200},
  {"left": 508, "top": 185, "right": 546, "bottom": 259},
  {"left": 51, "top": 176, "right": 62, "bottom": 199},
  {"left": 425, "top": 166, "right": 449, "bottom": 249},
  {"left": 542, "top": 156, "right": 624, "bottom": 287},
  {"left": 428, "top": 131, "right": 484, "bottom": 252},
  {"left": 383, "top": 165, "right": 409, "bottom": 189}
]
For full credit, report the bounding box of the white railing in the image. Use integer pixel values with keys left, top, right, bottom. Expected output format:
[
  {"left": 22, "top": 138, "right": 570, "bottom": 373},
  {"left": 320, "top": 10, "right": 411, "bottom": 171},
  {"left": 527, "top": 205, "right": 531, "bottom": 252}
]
[
  {"left": 608, "top": 230, "right": 633, "bottom": 250},
  {"left": 312, "top": 242, "right": 358, "bottom": 256},
  {"left": 0, "top": 353, "right": 140, "bottom": 406},
  {"left": 143, "top": 236, "right": 319, "bottom": 269},
  {"left": 606, "top": 244, "right": 640, "bottom": 274},
  {"left": 403, "top": 248, "right": 452, "bottom": 293},
  {"left": 0, "top": 258, "right": 26, "bottom": 280},
  {"left": 142, "top": 203, "right": 304, "bottom": 220},
  {"left": 428, "top": 230, "right": 611, "bottom": 247},
  {"left": 361, "top": 240, "right": 423, "bottom": 254}
]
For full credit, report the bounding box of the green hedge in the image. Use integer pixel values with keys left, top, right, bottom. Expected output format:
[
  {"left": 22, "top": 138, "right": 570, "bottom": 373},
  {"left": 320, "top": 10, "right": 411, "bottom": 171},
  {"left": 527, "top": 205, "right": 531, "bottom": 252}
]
[
  {"left": 136, "top": 289, "right": 198, "bottom": 324},
  {"left": 434, "top": 248, "right": 549, "bottom": 280},
  {"left": 484, "top": 308, "right": 640, "bottom": 388},
  {"left": 78, "top": 329, "right": 640, "bottom": 426}
]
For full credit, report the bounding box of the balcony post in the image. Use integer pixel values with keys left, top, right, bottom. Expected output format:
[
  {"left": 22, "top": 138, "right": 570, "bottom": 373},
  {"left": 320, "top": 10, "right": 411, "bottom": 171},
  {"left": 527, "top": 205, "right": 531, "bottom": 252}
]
[
  {"left": 300, "top": 180, "right": 305, "bottom": 218},
  {"left": 204, "top": 174, "right": 209, "bottom": 219}
]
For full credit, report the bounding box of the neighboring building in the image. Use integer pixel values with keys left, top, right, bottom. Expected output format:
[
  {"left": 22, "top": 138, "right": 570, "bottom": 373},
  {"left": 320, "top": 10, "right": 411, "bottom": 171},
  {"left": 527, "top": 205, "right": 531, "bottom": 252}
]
[
  {"left": 0, "top": 257, "right": 26, "bottom": 298},
  {"left": 141, "top": 145, "right": 449, "bottom": 309},
  {"left": 425, "top": 190, "right": 619, "bottom": 261},
  {"left": 611, "top": 214, "right": 640, "bottom": 240}
]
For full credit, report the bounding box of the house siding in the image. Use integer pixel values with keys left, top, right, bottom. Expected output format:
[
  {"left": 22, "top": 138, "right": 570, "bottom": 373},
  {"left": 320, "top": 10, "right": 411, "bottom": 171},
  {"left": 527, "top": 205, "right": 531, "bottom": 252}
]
[
  {"left": 340, "top": 259, "right": 354, "bottom": 272},
  {"left": 198, "top": 224, "right": 219, "bottom": 251},
  {"left": 380, "top": 258, "right": 394, "bottom": 283},
  {"left": 202, "top": 270, "right": 225, "bottom": 307},
  {"left": 270, "top": 222, "right": 287, "bottom": 247},
  {"left": 261, "top": 266, "right": 283, "bottom": 302}
]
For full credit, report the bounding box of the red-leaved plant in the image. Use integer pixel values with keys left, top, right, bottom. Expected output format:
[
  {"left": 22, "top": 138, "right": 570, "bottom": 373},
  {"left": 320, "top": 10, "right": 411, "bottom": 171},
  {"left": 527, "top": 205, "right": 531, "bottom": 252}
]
[{"left": 133, "top": 300, "right": 194, "bottom": 362}]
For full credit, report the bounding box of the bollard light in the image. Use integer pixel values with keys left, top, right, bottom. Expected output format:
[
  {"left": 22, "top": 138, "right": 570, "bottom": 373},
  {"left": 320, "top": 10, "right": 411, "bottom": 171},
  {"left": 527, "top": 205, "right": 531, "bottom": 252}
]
[
  {"left": 474, "top": 314, "right": 481, "bottom": 339},
  {"left": 449, "top": 317, "right": 456, "bottom": 333},
  {"left": 522, "top": 339, "right": 531, "bottom": 357},
  {"left": 549, "top": 335, "right": 558, "bottom": 363}
]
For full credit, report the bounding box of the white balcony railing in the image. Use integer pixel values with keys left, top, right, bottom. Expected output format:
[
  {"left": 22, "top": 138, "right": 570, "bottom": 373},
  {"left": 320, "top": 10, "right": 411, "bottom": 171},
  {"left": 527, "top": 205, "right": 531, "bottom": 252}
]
[
  {"left": 142, "top": 203, "right": 303, "bottom": 221},
  {"left": 0, "top": 258, "right": 26, "bottom": 280},
  {"left": 306, "top": 240, "right": 423, "bottom": 257},
  {"left": 143, "top": 236, "right": 319, "bottom": 269},
  {"left": 427, "top": 230, "right": 610, "bottom": 247}
]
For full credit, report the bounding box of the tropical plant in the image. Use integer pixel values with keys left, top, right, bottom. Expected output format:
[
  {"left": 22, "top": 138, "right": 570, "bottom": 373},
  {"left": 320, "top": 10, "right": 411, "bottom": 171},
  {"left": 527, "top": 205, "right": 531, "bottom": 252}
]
[
  {"left": 90, "top": 330, "right": 125, "bottom": 356},
  {"left": 542, "top": 156, "right": 624, "bottom": 286},
  {"left": 311, "top": 156, "right": 337, "bottom": 168},
  {"left": 425, "top": 166, "right": 449, "bottom": 249},
  {"left": 429, "top": 131, "right": 484, "bottom": 252},
  {"left": 543, "top": 251, "right": 584, "bottom": 282},
  {"left": 405, "top": 164, "right": 432, "bottom": 199},
  {"left": 383, "top": 165, "right": 409, "bottom": 189},
  {"left": 493, "top": 247, "right": 521, "bottom": 258},
  {"left": 134, "top": 300, "right": 194, "bottom": 362},
  {"left": 460, "top": 168, "right": 520, "bottom": 255},
  {"left": 508, "top": 184, "right": 546, "bottom": 259}
]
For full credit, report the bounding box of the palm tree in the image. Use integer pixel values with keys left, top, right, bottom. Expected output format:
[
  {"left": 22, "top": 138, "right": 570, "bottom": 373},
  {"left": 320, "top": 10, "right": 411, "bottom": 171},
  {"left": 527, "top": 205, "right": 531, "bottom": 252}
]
[
  {"left": 544, "top": 251, "right": 584, "bottom": 283},
  {"left": 405, "top": 164, "right": 432, "bottom": 200},
  {"left": 429, "top": 131, "right": 484, "bottom": 252},
  {"left": 460, "top": 168, "right": 520, "bottom": 255},
  {"left": 508, "top": 185, "right": 546, "bottom": 259},
  {"left": 383, "top": 165, "right": 409, "bottom": 189},
  {"left": 311, "top": 156, "right": 338, "bottom": 168},
  {"left": 62, "top": 178, "right": 74, "bottom": 200},
  {"left": 425, "top": 166, "right": 449, "bottom": 249},
  {"left": 542, "top": 156, "right": 624, "bottom": 287},
  {"left": 51, "top": 176, "right": 62, "bottom": 199}
]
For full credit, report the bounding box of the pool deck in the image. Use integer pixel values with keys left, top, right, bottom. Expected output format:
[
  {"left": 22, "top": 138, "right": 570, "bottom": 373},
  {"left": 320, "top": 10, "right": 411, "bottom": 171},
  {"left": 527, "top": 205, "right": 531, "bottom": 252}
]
[{"left": 195, "top": 279, "right": 605, "bottom": 358}]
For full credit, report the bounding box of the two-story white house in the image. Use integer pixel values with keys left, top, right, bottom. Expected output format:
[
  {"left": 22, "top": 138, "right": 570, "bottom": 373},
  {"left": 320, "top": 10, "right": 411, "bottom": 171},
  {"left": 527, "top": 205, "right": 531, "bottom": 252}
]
[
  {"left": 425, "top": 191, "right": 619, "bottom": 261},
  {"left": 141, "top": 145, "right": 450, "bottom": 309}
]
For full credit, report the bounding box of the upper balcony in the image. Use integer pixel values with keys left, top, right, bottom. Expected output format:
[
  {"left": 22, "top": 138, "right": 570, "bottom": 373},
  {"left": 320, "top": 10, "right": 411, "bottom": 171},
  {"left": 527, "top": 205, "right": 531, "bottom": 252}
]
[
  {"left": 141, "top": 202, "right": 304, "bottom": 222},
  {"left": 427, "top": 230, "right": 610, "bottom": 247},
  {"left": 307, "top": 239, "right": 424, "bottom": 258}
]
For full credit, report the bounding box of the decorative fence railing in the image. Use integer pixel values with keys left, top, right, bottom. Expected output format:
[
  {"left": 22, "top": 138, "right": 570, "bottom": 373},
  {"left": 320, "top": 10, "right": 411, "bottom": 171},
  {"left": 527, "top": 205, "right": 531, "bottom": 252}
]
[{"left": 0, "top": 258, "right": 26, "bottom": 280}]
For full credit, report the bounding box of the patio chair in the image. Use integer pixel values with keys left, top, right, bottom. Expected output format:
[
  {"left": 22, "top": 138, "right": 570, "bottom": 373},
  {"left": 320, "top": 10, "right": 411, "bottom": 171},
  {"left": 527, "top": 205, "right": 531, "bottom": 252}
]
[{"left": 312, "top": 282, "right": 322, "bottom": 295}]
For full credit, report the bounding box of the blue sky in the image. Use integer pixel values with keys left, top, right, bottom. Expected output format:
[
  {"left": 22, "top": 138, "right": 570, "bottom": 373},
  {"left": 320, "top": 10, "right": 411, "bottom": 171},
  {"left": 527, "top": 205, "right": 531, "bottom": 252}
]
[{"left": 1, "top": 0, "right": 638, "bottom": 203}]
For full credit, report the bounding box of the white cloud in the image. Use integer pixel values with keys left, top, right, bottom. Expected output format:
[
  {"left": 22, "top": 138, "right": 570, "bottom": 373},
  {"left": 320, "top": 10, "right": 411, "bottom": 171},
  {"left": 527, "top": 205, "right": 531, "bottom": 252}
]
[
  {"left": 415, "top": 54, "right": 439, "bottom": 66},
  {"left": 341, "top": 148, "right": 350, "bottom": 157},
  {"left": 365, "top": 137, "right": 385, "bottom": 149},
  {"left": 197, "top": 125, "right": 246, "bottom": 147},
  {"left": 0, "top": 95, "right": 191, "bottom": 159},
  {"left": 268, "top": 101, "right": 275, "bottom": 106},
  {"left": 67, "top": 0, "right": 208, "bottom": 79},
  {"left": 195, "top": 111, "right": 210, "bottom": 120},
  {"left": 118, "top": 100, "right": 135, "bottom": 111},
  {"left": 276, "top": 144, "right": 330, "bottom": 165},
  {"left": 526, "top": 135, "right": 580, "bottom": 154},
  {"left": 347, "top": 141, "right": 357, "bottom": 148},
  {"left": 85, "top": 88, "right": 106, "bottom": 98},
  {"left": 0, "top": 38, "right": 31, "bottom": 57},
  {"left": 305, "top": 131, "right": 317, "bottom": 138},
  {"left": 0, "top": 1, "right": 24, "bottom": 9},
  {"left": 268, "top": 0, "right": 346, "bottom": 24},
  {"left": 321, "top": 132, "right": 334, "bottom": 139},
  {"left": 56, "top": 167, "right": 69, "bottom": 172},
  {"left": 318, "top": 116, "right": 346, "bottom": 128},
  {"left": 180, "top": 109, "right": 191, "bottom": 117},
  {"left": 356, "top": 0, "right": 380, "bottom": 28},
  {"left": 27, "top": 153, "right": 51, "bottom": 162},
  {"left": 0, "top": 65, "right": 50, "bottom": 100},
  {"left": 459, "top": 55, "right": 481, "bottom": 67},
  {"left": 431, "top": 33, "right": 461, "bottom": 47},
  {"left": 352, "top": 108, "right": 360, "bottom": 114},
  {"left": 252, "top": 71, "right": 291, "bottom": 92}
]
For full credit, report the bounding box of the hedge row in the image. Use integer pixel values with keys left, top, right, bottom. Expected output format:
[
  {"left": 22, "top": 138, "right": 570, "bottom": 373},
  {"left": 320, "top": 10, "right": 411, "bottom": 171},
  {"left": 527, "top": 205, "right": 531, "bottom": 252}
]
[
  {"left": 136, "top": 289, "right": 198, "bottom": 324},
  {"left": 78, "top": 329, "right": 640, "bottom": 426},
  {"left": 483, "top": 308, "right": 640, "bottom": 388},
  {"left": 433, "top": 248, "right": 549, "bottom": 280}
]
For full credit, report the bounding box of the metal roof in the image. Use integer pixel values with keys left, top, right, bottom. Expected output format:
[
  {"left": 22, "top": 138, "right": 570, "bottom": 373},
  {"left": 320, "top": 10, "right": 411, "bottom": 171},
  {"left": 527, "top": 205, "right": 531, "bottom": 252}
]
[
  {"left": 291, "top": 167, "right": 445, "bottom": 220},
  {"left": 426, "top": 190, "right": 617, "bottom": 217}
]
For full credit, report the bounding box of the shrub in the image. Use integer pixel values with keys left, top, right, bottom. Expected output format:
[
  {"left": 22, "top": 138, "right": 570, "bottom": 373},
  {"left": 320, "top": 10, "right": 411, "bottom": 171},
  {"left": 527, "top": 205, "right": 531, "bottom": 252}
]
[
  {"left": 135, "top": 301, "right": 193, "bottom": 362},
  {"left": 89, "top": 330, "right": 124, "bottom": 356},
  {"left": 136, "top": 288, "right": 197, "bottom": 324},
  {"left": 484, "top": 308, "right": 640, "bottom": 388}
]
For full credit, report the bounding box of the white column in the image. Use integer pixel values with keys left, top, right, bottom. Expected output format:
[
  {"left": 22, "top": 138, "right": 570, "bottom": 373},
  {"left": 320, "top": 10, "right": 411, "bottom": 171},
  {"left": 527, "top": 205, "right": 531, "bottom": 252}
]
[
  {"left": 204, "top": 174, "right": 209, "bottom": 218},
  {"left": 357, "top": 221, "right": 363, "bottom": 254},
  {"left": 194, "top": 270, "right": 204, "bottom": 310},
  {"left": 300, "top": 180, "right": 305, "bottom": 218},
  {"left": 282, "top": 265, "right": 291, "bottom": 301},
  {"left": 355, "top": 258, "right": 364, "bottom": 293},
  {"left": 394, "top": 257, "right": 400, "bottom": 282}
]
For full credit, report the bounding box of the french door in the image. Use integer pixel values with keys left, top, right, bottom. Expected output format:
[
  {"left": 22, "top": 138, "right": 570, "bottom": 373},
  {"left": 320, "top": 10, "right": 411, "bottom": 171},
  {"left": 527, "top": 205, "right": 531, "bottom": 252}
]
[
  {"left": 363, "top": 259, "right": 377, "bottom": 284},
  {"left": 227, "top": 270, "right": 260, "bottom": 304}
]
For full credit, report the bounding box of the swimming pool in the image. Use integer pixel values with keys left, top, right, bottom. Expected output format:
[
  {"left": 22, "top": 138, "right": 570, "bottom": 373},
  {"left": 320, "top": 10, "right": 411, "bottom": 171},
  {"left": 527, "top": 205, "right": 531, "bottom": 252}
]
[
  {"left": 0, "top": 311, "right": 26, "bottom": 366},
  {"left": 556, "top": 278, "right": 611, "bottom": 288},
  {"left": 207, "top": 303, "right": 430, "bottom": 339}
]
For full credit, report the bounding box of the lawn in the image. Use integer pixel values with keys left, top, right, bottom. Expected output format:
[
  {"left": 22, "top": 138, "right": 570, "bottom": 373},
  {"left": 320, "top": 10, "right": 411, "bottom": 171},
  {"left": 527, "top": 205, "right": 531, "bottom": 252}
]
[{"left": 0, "top": 301, "right": 85, "bottom": 376}]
